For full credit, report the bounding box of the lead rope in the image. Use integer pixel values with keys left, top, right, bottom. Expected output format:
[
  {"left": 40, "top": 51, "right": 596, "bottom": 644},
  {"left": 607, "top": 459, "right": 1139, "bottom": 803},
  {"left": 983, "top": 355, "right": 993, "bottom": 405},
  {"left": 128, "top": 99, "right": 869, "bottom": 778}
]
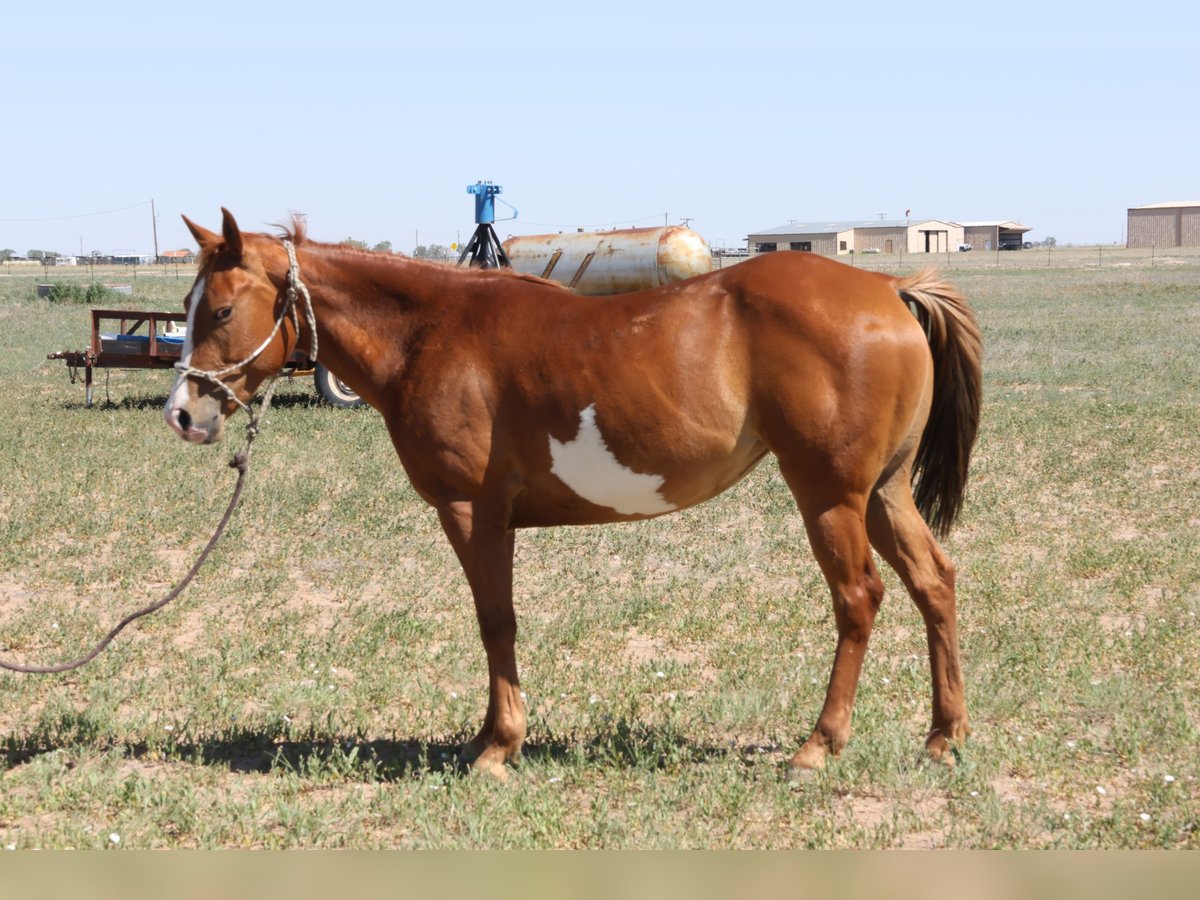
[{"left": 0, "top": 240, "right": 314, "bottom": 675}]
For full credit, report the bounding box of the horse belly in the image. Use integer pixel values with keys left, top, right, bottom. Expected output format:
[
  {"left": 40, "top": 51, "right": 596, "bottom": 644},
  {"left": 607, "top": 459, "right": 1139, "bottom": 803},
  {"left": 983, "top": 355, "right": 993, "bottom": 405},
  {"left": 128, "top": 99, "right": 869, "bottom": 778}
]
[{"left": 510, "top": 428, "right": 767, "bottom": 528}]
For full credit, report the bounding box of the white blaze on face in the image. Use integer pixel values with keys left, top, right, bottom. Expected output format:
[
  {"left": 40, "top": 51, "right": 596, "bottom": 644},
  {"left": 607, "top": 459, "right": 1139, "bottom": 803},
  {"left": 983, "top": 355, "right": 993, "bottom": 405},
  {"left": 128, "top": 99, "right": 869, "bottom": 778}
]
[
  {"left": 549, "top": 405, "right": 676, "bottom": 516},
  {"left": 166, "top": 276, "right": 204, "bottom": 410}
]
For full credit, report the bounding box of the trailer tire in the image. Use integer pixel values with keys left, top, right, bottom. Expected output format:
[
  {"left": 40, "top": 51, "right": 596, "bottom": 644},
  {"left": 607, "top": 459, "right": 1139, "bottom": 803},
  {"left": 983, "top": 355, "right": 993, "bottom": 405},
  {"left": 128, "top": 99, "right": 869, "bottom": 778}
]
[{"left": 314, "top": 364, "right": 363, "bottom": 408}]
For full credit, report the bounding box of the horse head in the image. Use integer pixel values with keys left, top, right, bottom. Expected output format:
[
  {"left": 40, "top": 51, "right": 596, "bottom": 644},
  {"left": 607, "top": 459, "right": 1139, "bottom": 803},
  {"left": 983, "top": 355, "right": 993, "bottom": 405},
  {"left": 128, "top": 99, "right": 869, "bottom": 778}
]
[{"left": 164, "top": 208, "right": 299, "bottom": 444}]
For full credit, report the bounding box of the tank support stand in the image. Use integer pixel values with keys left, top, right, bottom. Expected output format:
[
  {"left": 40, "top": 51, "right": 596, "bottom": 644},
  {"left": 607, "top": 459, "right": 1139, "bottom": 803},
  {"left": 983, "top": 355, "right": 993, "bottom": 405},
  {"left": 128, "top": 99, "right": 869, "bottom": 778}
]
[{"left": 457, "top": 221, "right": 510, "bottom": 269}]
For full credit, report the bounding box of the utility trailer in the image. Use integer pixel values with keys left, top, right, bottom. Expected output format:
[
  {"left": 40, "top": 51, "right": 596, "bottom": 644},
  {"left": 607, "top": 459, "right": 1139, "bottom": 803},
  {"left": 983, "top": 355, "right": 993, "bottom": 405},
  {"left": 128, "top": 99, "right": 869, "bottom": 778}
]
[{"left": 48, "top": 308, "right": 361, "bottom": 408}]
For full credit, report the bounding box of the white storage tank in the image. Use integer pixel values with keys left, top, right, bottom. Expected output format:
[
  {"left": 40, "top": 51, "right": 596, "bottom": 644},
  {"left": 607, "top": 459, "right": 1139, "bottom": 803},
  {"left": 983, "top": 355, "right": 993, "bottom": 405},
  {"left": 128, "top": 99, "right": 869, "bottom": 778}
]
[{"left": 502, "top": 226, "right": 711, "bottom": 295}]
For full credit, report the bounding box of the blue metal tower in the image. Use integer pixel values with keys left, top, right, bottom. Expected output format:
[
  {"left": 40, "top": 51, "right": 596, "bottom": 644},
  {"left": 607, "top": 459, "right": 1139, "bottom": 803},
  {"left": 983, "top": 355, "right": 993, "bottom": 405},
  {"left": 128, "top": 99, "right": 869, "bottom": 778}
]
[{"left": 457, "top": 181, "right": 516, "bottom": 269}]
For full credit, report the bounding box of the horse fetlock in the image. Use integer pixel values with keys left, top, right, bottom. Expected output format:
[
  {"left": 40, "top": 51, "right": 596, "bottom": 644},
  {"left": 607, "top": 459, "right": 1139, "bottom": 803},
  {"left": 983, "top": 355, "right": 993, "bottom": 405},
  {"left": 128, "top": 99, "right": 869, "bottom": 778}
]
[
  {"left": 491, "top": 705, "right": 526, "bottom": 746},
  {"left": 460, "top": 733, "right": 489, "bottom": 764},
  {"left": 463, "top": 716, "right": 523, "bottom": 763}
]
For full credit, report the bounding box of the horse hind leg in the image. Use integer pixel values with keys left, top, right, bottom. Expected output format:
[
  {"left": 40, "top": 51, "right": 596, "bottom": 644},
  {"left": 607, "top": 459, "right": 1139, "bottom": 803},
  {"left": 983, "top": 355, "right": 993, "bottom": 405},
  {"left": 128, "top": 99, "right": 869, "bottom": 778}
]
[
  {"left": 866, "top": 466, "right": 969, "bottom": 762},
  {"left": 785, "top": 484, "right": 886, "bottom": 774}
]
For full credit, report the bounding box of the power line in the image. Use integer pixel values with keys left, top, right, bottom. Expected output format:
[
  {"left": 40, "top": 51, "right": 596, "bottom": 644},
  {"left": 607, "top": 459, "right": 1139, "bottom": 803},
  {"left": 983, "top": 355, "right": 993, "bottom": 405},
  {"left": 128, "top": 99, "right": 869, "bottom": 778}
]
[{"left": 0, "top": 200, "right": 152, "bottom": 222}]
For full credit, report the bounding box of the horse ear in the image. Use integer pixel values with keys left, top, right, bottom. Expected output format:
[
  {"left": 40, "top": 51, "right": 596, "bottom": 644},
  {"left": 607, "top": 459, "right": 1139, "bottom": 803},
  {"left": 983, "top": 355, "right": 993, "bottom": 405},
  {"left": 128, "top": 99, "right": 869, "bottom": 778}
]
[
  {"left": 220, "top": 207, "right": 244, "bottom": 259},
  {"left": 182, "top": 215, "right": 220, "bottom": 250}
]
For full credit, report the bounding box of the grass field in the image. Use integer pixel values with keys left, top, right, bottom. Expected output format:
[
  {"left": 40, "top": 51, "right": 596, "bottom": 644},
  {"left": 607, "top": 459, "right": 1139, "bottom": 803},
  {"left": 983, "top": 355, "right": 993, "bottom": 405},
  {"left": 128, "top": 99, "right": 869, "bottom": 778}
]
[{"left": 0, "top": 254, "right": 1197, "bottom": 848}]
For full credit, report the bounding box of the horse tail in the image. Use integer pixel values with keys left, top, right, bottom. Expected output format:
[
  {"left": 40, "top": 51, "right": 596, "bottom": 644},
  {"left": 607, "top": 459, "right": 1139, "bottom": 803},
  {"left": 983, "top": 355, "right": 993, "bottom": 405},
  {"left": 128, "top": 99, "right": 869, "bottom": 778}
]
[{"left": 895, "top": 269, "right": 983, "bottom": 538}]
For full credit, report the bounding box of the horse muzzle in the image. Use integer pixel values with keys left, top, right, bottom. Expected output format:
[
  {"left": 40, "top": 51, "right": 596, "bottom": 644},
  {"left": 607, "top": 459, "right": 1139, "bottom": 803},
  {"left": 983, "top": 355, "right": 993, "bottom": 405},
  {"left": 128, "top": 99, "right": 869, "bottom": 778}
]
[{"left": 164, "top": 393, "right": 226, "bottom": 444}]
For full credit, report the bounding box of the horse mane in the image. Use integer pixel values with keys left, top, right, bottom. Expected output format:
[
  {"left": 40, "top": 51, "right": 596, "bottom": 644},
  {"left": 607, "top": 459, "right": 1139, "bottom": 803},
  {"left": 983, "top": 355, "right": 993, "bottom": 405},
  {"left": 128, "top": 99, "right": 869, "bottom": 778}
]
[{"left": 273, "top": 214, "right": 309, "bottom": 245}]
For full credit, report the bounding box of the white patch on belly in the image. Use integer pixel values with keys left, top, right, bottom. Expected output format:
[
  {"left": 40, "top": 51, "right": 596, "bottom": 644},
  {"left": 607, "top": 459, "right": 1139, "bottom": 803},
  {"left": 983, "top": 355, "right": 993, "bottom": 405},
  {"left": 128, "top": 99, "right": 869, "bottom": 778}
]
[{"left": 549, "top": 405, "right": 676, "bottom": 516}]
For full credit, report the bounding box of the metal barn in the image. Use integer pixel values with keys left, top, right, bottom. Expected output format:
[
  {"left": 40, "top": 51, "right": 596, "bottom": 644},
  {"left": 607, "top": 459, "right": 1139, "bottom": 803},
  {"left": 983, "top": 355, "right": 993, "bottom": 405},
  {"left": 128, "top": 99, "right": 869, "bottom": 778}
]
[
  {"left": 747, "top": 219, "right": 965, "bottom": 256},
  {"left": 960, "top": 221, "right": 1032, "bottom": 252},
  {"left": 1127, "top": 201, "right": 1200, "bottom": 249}
]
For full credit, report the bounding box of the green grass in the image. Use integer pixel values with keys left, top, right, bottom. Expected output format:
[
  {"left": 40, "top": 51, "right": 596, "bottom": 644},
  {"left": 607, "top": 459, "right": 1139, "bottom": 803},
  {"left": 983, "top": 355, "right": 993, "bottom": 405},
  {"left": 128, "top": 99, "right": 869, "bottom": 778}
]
[{"left": 0, "top": 261, "right": 1197, "bottom": 848}]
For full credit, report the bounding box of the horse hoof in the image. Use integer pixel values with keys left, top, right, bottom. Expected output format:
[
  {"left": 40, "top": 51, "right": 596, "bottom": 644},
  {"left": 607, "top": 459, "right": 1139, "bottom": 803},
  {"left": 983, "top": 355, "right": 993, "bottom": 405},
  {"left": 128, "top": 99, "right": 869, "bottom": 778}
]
[
  {"left": 791, "top": 741, "right": 828, "bottom": 768},
  {"left": 786, "top": 741, "right": 828, "bottom": 786},
  {"left": 785, "top": 764, "right": 819, "bottom": 789},
  {"left": 471, "top": 757, "right": 510, "bottom": 783},
  {"left": 926, "top": 722, "right": 970, "bottom": 765}
]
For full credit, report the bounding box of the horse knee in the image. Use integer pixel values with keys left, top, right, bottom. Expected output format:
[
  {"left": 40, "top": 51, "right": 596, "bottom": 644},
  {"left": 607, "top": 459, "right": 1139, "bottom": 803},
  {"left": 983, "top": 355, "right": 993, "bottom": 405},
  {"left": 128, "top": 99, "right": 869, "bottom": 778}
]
[{"left": 832, "top": 572, "right": 884, "bottom": 641}]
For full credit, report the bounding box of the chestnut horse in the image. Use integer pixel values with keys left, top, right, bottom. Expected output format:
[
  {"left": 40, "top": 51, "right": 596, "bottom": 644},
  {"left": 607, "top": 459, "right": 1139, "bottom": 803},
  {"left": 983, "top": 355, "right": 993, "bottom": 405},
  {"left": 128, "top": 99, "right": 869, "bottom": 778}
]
[{"left": 165, "top": 210, "right": 982, "bottom": 779}]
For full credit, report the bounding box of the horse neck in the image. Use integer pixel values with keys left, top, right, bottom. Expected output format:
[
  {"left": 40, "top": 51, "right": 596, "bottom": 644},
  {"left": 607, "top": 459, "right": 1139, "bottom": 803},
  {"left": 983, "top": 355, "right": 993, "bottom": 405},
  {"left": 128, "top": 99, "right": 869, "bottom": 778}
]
[{"left": 292, "top": 246, "right": 444, "bottom": 387}]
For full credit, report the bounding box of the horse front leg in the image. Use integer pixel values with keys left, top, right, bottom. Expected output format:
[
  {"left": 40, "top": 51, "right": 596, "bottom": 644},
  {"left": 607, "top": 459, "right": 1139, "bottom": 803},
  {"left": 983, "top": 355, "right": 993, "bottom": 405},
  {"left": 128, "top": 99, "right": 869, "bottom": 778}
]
[{"left": 436, "top": 498, "right": 524, "bottom": 779}]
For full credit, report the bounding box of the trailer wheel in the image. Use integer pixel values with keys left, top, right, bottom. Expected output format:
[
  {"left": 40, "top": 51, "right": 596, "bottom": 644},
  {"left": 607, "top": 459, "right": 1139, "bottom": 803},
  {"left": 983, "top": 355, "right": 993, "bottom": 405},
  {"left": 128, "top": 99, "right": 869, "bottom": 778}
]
[{"left": 314, "top": 364, "right": 363, "bottom": 408}]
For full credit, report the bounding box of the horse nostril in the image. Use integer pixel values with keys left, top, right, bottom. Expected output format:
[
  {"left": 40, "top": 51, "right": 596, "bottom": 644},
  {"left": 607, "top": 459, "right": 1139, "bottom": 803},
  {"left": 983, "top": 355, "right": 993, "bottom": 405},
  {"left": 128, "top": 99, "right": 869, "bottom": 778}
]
[{"left": 176, "top": 408, "right": 192, "bottom": 431}]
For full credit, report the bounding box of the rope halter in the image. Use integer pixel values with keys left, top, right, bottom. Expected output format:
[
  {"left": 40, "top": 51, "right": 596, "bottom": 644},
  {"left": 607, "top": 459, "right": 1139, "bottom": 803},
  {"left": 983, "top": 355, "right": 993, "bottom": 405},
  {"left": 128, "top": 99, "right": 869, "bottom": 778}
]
[{"left": 173, "top": 239, "right": 318, "bottom": 426}]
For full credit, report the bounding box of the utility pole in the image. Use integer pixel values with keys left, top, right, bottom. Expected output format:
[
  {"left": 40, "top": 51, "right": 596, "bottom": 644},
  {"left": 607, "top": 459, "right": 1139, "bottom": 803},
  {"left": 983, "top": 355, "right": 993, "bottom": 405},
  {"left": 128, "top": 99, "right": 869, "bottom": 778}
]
[{"left": 151, "top": 198, "right": 160, "bottom": 262}]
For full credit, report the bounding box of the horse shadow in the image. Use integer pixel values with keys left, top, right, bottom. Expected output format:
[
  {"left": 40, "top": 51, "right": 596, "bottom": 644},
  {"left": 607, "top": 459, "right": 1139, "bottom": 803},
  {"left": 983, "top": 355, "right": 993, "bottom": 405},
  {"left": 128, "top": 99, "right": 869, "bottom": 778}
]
[
  {"left": 59, "top": 390, "right": 330, "bottom": 413},
  {"left": 3, "top": 715, "right": 751, "bottom": 782}
]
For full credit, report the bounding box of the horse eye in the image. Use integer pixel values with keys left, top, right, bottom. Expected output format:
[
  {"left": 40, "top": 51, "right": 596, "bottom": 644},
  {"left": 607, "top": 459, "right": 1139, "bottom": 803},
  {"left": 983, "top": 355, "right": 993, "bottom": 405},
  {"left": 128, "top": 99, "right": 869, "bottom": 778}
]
[{"left": 214, "top": 307, "right": 233, "bottom": 322}]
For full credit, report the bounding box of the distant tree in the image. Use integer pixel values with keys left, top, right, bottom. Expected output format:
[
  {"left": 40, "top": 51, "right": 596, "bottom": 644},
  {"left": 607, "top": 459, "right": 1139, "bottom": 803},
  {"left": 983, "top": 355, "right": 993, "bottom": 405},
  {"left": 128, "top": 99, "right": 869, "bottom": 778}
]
[
  {"left": 372, "top": 240, "right": 392, "bottom": 253},
  {"left": 341, "top": 237, "right": 368, "bottom": 250},
  {"left": 413, "top": 244, "right": 450, "bottom": 260},
  {"left": 0, "top": 249, "right": 14, "bottom": 261},
  {"left": 1044, "top": 236, "right": 1057, "bottom": 248},
  {"left": 28, "top": 249, "right": 44, "bottom": 260}
]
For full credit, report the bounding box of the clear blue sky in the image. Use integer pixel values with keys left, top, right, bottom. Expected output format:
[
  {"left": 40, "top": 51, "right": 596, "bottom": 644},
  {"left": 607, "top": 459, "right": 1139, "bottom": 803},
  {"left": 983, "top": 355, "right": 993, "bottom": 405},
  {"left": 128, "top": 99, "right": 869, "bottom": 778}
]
[{"left": 2, "top": 1, "right": 1196, "bottom": 255}]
